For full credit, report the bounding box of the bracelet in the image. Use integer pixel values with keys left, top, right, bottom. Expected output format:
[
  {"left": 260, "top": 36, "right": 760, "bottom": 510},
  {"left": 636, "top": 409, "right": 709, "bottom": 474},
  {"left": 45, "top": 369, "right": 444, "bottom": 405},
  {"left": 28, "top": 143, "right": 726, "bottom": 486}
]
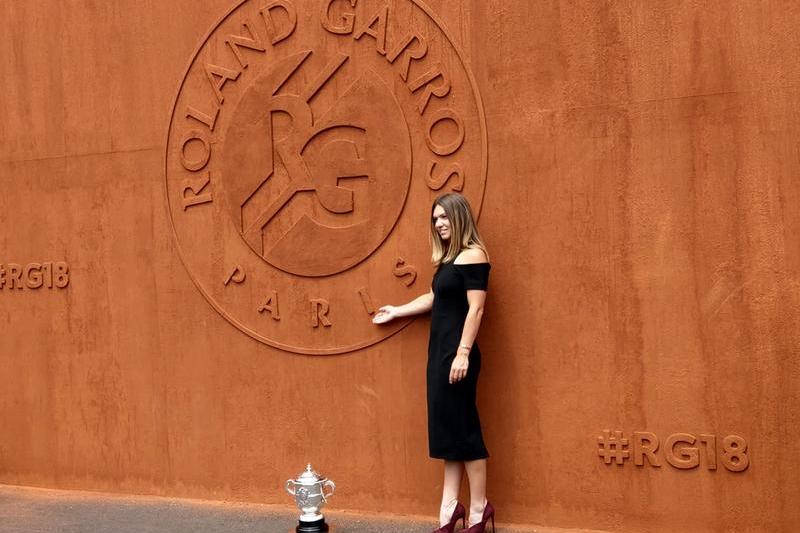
[{"left": 459, "top": 343, "right": 471, "bottom": 351}]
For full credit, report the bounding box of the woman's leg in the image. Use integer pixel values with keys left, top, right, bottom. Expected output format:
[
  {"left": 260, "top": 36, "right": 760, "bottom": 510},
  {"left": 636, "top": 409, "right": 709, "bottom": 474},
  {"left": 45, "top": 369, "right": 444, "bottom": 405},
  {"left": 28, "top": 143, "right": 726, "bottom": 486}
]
[
  {"left": 439, "top": 460, "right": 464, "bottom": 526},
  {"left": 464, "top": 458, "right": 487, "bottom": 526}
]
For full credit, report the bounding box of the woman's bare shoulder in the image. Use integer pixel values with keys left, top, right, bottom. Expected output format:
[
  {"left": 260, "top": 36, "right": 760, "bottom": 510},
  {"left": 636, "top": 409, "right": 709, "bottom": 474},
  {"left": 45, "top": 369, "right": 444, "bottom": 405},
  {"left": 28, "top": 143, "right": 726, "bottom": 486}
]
[{"left": 454, "top": 248, "right": 488, "bottom": 265}]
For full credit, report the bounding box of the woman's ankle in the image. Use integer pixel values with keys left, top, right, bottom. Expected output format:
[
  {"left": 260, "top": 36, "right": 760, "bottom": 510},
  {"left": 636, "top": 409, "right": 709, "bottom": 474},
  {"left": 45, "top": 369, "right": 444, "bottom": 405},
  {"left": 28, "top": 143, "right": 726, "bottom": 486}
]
[
  {"left": 439, "top": 498, "right": 458, "bottom": 526},
  {"left": 468, "top": 498, "right": 487, "bottom": 526}
]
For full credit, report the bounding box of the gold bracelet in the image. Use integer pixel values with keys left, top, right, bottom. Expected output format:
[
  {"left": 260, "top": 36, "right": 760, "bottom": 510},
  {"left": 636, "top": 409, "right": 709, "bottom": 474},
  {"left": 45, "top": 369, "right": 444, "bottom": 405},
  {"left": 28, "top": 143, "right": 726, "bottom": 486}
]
[{"left": 459, "top": 344, "right": 471, "bottom": 351}]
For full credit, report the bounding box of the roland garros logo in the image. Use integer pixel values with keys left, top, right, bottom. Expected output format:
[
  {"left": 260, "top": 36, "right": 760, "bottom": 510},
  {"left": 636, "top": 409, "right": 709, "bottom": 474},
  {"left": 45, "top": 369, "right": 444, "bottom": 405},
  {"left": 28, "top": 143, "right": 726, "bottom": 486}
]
[{"left": 165, "top": 0, "right": 487, "bottom": 354}]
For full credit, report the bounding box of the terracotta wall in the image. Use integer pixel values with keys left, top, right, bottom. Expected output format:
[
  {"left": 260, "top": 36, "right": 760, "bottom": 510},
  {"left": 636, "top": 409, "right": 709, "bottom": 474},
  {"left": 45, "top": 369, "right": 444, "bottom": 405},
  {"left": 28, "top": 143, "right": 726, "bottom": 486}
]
[{"left": 1, "top": 1, "right": 799, "bottom": 531}]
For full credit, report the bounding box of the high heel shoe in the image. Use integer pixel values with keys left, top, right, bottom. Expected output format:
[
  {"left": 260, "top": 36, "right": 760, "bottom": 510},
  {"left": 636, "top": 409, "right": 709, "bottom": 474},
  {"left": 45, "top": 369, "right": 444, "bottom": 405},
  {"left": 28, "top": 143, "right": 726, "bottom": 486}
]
[
  {"left": 432, "top": 501, "right": 466, "bottom": 533},
  {"left": 461, "top": 501, "right": 495, "bottom": 533}
]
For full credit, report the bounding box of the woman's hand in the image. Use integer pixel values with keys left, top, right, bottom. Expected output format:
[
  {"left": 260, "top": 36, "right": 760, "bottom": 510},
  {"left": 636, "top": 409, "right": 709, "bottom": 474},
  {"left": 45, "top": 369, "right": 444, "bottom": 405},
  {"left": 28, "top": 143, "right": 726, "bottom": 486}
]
[
  {"left": 372, "top": 305, "right": 400, "bottom": 324},
  {"left": 449, "top": 352, "right": 470, "bottom": 384}
]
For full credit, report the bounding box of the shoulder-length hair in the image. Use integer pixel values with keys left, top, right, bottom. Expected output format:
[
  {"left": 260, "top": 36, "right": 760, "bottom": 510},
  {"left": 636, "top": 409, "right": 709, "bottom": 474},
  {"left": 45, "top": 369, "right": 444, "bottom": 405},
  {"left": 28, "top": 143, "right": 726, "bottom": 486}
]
[{"left": 430, "top": 192, "right": 489, "bottom": 266}]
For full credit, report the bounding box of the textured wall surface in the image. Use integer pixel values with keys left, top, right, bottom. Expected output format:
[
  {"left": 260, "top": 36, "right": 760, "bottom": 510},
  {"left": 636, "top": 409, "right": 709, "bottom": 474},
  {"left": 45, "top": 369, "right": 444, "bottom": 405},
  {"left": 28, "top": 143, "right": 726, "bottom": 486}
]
[{"left": 1, "top": 1, "right": 799, "bottom": 531}]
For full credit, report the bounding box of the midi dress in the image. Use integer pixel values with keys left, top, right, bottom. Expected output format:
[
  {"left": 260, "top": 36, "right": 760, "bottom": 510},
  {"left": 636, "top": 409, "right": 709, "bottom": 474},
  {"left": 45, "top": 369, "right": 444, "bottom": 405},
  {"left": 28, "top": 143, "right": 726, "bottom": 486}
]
[{"left": 427, "top": 261, "right": 491, "bottom": 461}]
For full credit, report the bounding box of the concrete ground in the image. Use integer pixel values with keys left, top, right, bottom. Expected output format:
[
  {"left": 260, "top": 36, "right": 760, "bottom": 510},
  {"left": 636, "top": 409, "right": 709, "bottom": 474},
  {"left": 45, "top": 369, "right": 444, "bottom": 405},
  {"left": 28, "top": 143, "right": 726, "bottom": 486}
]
[
  {"left": 0, "top": 484, "right": 608, "bottom": 532},
  {"left": 0, "top": 484, "right": 430, "bottom": 533}
]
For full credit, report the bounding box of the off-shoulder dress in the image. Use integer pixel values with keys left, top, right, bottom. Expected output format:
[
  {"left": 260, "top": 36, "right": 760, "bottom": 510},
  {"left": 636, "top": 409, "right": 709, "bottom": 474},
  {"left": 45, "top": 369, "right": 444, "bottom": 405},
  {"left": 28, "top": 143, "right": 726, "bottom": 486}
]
[{"left": 427, "top": 261, "right": 491, "bottom": 460}]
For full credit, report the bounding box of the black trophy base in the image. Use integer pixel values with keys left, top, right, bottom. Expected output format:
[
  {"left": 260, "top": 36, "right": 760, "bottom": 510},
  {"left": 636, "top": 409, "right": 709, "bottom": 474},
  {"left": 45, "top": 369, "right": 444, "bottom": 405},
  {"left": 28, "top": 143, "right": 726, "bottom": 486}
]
[{"left": 296, "top": 517, "right": 329, "bottom": 532}]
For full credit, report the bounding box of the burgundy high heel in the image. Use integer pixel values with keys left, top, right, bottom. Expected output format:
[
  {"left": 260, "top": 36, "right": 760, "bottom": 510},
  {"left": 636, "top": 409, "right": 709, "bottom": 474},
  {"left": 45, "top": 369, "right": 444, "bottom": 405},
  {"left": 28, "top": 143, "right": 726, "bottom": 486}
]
[
  {"left": 461, "top": 501, "right": 495, "bottom": 533},
  {"left": 432, "top": 501, "right": 466, "bottom": 533}
]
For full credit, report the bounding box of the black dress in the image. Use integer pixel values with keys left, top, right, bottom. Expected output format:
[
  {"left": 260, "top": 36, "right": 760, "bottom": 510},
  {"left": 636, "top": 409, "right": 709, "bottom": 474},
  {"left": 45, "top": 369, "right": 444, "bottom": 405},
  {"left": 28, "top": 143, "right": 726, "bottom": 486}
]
[{"left": 428, "top": 261, "right": 491, "bottom": 461}]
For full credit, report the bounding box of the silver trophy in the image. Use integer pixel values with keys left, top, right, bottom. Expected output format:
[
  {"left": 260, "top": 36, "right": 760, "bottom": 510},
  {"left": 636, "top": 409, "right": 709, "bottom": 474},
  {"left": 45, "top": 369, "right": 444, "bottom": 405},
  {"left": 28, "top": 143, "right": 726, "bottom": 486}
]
[{"left": 286, "top": 464, "right": 336, "bottom": 532}]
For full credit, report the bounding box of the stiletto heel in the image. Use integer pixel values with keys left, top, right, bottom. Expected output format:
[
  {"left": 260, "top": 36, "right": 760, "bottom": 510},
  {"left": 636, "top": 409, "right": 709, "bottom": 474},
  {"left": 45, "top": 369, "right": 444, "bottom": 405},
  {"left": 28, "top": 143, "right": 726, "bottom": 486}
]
[
  {"left": 433, "top": 501, "right": 466, "bottom": 533},
  {"left": 461, "top": 500, "right": 495, "bottom": 533}
]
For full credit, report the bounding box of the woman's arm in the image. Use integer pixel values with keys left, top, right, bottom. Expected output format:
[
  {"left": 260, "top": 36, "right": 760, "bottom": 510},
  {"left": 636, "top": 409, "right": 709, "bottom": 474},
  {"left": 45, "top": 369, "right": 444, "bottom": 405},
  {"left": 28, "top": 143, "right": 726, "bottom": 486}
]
[
  {"left": 372, "top": 290, "right": 434, "bottom": 324},
  {"left": 449, "top": 289, "right": 486, "bottom": 383},
  {"left": 449, "top": 247, "right": 489, "bottom": 384},
  {"left": 457, "top": 289, "right": 486, "bottom": 352}
]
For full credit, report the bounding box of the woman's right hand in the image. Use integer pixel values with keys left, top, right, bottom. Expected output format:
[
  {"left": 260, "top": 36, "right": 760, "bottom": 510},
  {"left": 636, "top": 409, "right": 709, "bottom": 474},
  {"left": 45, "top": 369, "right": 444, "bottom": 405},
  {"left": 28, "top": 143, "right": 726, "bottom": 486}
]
[{"left": 372, "top": 305, "right": 399, "bottom": 324}]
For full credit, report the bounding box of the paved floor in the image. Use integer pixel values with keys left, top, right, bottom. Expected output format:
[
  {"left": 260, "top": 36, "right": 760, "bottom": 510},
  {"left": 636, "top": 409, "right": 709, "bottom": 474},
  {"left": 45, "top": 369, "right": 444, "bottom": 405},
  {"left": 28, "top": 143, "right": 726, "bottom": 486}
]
[
  {"left": 0, "top": 485, "right": 605, "bottom": 532},
  {"left": 0, "top": 485, "right": 433, "bottom": 533}
]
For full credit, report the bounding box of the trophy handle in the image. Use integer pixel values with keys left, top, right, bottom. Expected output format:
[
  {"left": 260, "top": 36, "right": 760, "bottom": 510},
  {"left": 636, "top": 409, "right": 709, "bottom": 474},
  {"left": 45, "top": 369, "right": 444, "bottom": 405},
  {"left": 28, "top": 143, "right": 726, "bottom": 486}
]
[
  {"left": 322, "top": 479, "right": 335, "bottom": 500},
  {"left": 285, "top": 480, "right": 296, "bottom": 496}
]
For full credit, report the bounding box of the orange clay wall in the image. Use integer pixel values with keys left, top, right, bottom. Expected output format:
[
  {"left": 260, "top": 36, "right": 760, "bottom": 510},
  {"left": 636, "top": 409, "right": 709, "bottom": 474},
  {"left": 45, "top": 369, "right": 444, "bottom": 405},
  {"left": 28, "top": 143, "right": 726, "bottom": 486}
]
[{"left": 1, "top": 1, "right": 799, "bottom": 531}]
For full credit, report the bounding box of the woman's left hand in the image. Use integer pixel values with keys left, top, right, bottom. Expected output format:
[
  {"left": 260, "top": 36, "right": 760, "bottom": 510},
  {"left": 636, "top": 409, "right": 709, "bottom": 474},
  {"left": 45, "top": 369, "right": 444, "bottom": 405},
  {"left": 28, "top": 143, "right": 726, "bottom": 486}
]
[{"left": 449, "top": 353, "right": 469, "bottom": 384}]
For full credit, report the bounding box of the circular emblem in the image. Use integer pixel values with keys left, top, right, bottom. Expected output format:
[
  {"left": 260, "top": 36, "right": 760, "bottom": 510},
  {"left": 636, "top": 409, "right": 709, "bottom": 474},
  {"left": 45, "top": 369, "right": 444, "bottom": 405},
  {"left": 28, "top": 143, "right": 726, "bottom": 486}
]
[{"left": 165, "top": 0, "right": 487, "bottom": 354}]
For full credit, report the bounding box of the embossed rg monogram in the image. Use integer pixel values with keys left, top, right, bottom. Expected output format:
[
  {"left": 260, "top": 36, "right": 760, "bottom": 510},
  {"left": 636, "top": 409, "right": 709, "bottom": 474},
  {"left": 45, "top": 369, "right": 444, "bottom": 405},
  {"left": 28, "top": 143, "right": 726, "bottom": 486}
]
[{"left": 232, "top": 51, "right": 371, "bottom": 254}]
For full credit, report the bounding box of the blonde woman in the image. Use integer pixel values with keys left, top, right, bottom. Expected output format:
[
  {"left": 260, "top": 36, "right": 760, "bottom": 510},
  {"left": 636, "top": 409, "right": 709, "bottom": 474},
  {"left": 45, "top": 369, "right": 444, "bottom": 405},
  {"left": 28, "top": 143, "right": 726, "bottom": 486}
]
[{"left": 373, "top": 193, "right": 494, "bottom": 533}]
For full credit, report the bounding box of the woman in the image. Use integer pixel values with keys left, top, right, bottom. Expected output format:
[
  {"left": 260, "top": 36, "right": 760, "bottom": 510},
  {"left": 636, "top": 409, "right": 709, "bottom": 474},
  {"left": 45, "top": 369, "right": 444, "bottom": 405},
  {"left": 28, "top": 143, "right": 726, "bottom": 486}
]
[{"left": 372, "top": 193, "right": 494, "bottom": 533}]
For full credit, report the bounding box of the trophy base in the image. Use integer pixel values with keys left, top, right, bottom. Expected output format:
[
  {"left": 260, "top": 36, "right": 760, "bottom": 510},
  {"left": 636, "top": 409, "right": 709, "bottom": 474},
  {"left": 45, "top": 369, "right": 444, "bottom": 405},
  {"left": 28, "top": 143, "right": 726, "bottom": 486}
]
[{"left": 295, "top": 517, "right": 329, "bottom": 532}]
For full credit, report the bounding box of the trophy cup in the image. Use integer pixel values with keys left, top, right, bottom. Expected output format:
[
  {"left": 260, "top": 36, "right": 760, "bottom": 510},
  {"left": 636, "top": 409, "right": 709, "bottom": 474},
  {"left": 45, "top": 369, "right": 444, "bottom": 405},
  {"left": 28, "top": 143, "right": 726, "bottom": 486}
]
[{"left": 286, "top": 464, "right": 336, "bottom": 532}]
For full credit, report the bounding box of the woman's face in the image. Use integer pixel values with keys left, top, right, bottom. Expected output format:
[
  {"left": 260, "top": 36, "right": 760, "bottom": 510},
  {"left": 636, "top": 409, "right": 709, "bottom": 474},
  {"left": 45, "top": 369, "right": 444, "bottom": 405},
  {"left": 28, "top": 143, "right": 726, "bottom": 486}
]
[{"left": 432, "top": 204, "right": 451, "bottom": 241}]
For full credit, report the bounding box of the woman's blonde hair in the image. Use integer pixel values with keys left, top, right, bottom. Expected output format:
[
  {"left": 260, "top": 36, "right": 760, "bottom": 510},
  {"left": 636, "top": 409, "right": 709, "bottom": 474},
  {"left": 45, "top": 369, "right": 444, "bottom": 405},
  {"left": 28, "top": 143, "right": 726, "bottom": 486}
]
[{"left": 430, "top": 192, "right": 489, "bottom": 266}]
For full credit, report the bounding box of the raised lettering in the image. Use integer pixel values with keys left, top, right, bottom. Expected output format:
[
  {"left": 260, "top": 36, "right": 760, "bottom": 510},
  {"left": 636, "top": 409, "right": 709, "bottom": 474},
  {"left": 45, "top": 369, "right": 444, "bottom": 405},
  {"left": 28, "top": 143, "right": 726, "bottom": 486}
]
[
  {"left": 261, "top": 0, "right": 297, "bottom": 45},
  {"left": 408, "top": 65, "right": 451, "bottom": 114},
  {"left": 185, "top": 105, "right": 220, "bottom": 132},
  {"left": 24, "top": 263, "right": 43, "bottom": 289},
  {"left": 8, "top": 264, "right": 22, "bottom": 289},
  {"left": 386, "top": 32, "right": 427, "bottom": 82},
  {"left": 258, "top": 291, "right": 281, "bottom": 320},
  {"left": 311, "top": 298, "right": 332, "bottom": 327},
  {"left": 180, "top": 130, "right": 211, "bottom": 172},
  {"left": 353, "top": 4, "right": 388, "bottom": 55},
  {"left": 425, "top": 108, "right": 464, "bottom": 156},
  {"left": 632, "top": 431, "right": 661, "bottom": 467},
  {"left": 225, "top": 21, "right": 266, "bottom": 69},
  {"left": 42, "top": 262, "right": 53, "bottom": 288},
  {"left": 53, "top": 262, "right": 69, "bottom": 288},
  {"left": 426, "top": 160, "right": 464, "bottom": 192},
  {"left": 699, "top": 434, "right": 717, "bottom": 470},
  {"left": 224, "top": 265, "right": 246, "bottom": 286},
  {"left": 0, "top": 262, "right": 70, "bottom": 290},
  {"left": 205, "top": 63, "right": 241, "bottom": 104},
  {"left": 357, "top": 287, "right": 375, "bottom": 315},
  {"left": 182, "top": 171, "right": 213, "bottom": 209},
  {"left": 721, "top": 435, "right": 749, "bottom": 472},
  {"left": 321, "top": 0, "right": 356, "bottom": 34},
  {"left": 393, "top": 258, "right": 417, "bottom": 287},
  {"left": 665, "top": 433, "right": 699, "bottom": 469},
  {"left": 597, "top": 430, "right": 629, "bottom": 465}
]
